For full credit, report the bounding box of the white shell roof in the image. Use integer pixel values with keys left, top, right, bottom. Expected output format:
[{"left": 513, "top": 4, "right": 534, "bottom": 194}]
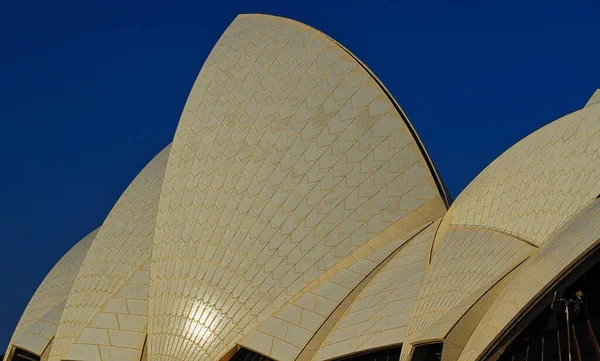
[{"left": 5, "top": 14, "right": 600, "bottom": 361}]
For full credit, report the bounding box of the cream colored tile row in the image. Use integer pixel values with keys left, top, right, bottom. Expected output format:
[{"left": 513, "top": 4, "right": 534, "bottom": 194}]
[
  {"left": 5, "top": 228, "right": 96, "bottom": 358},
  {"left": 450, "top": 102, "right": 600, "bottom": 246},
  {"left": 314, "top": 221, "right": 439, "bottom": 361},
  {"left": 49, "top": 145, "right": 170, "bottom": 361},
  {"left": 458, "top": 198, "right": 600, "bottom": 361},
  {"left": 149, "top": 14, "right": 446, "bottom": 361},
  {"left": 399, "top": 226, "right": 536, "bottom": 361}
]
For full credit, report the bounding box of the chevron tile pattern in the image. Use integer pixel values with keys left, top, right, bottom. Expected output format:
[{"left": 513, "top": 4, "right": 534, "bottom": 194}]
[
  {"left": 450, "top": 102, "right": 600, "bottom": 246},
  {"left": 148, "top": 14, "right": 445, "bottom": 361},
  {"left": 238, "top": 221, "right": 435, "bottom": 361},
  {"left": 49, "top": 146, "right": 170, "bottom": 361}
]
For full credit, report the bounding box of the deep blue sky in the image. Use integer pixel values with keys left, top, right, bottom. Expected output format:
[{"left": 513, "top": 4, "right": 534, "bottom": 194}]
[{"left": 1, "top": 0, "right": 598, "bottom": 351}]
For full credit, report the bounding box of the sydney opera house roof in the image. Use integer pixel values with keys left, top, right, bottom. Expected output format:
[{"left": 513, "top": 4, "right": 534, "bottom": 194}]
[{"left": 4, "top": 14, "right": 600, "bottom": 361}]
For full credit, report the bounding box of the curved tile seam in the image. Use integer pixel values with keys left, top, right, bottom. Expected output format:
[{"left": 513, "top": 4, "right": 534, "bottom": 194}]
[
  {"left": 443, "top": 224, "right": 540, "bottom": 249},
  {"left": 297, "top": 220, "right": 438, "bottom": 361},
  {"left": 5, "top": 228, "right": 98, "bottom": 360},
  {"left": 314, "top": 221, "right": 440, "bottom": 360},
  {"left": 410, "top": 254, "right": 529, "bottom": 346},
  {"left": 448, "top": 102, "right": 600, "bottom": 247},
  {"left": 326, "top": 40, "right": 452, "bottom": 209},
  {"left": 425, "top": 219, "right": 444, "bottom": 266},
  {"left": 458, "top": 198, "right": 600, "bottom": 361}
]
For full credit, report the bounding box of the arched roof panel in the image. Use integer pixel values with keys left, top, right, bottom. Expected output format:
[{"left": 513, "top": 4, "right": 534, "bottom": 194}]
[
  {"left": 4, "top": 229, "right": 96, "bottom": 358},
  {"left": 148, "top": 14, "right": 447, "bottom": 361},
  {"left": 49, "top": 145, "right": 170, "bottom": 361},
  {"left": 449, "top": 102, "right": 600, "bottom": 246}
]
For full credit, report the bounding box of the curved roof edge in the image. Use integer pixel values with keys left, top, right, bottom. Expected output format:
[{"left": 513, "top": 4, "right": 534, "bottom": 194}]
[
  {"left": 5, "top": 227, "right": 97, "bottom": 359},
  {"left": 587, "top": 88, "right": 600, "bottom": 106},
  {"left": 447, "top": 98, "right": 600, "bottom": 246},
  {"left": 238, "top": 13, "right": 452, "bottom": 209},
  {"left": 326, "top": 37, "right": 452, "bottom": 208}
]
